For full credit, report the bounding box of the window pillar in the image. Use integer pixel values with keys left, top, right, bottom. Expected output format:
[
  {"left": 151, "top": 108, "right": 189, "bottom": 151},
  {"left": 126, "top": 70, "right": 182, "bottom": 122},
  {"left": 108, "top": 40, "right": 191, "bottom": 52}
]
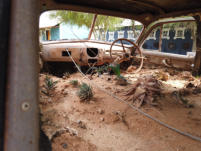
[{"left": 193, "top": 15, "right": 201, "bottom": 75}]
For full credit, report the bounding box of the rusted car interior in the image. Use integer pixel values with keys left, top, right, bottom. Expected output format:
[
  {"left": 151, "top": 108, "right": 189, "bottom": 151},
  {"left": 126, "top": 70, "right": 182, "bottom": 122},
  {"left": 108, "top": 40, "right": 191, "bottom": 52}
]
[
  {"left": 41, "top": 15, "right": 196, "bottom": 71},
  {"left": 40, "top": 12, "right": 143, "bottom": 72},
  {"left": 41, "top": 39, "right": 138, "bottom": 66},
  {"left": 1, "top": 0, "right": 201, "bottom": 150}
]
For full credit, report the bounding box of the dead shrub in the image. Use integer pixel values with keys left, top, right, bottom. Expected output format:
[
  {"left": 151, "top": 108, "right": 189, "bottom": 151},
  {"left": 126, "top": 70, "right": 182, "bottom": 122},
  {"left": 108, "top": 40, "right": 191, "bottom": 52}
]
[{"left": 123, "top": 75, "right": 161, "bottom": 107}]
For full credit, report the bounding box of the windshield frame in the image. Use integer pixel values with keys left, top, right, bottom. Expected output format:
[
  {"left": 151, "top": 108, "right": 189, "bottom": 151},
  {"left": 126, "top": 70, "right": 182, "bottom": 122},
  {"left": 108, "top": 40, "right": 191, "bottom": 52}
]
[{"left": 39, "top": 10, "right": 144, "bottom": 43}]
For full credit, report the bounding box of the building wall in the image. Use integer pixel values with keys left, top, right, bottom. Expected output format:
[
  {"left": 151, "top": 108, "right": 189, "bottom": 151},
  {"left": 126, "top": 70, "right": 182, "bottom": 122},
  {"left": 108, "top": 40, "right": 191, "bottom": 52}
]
[
  {"left": 142, "top": 21, "right": 196, "bottom": 56},
  {"left": 161, "top": 29, "right": 193, "bottom": 55},
  {"left": 50, "top": 27, "right": 60, "bottom": 40},
  {"left": 104, "top": 26, "right": 141, "bottom": 44},
  {"left": 41, "top": 30, "right": 46, "bottom": 41},
  {"left": 40, "top": 23, "right": 89, "bottom": 41},
  {"left": 142, "top": 28, "right": 160, "bottom": 50}
]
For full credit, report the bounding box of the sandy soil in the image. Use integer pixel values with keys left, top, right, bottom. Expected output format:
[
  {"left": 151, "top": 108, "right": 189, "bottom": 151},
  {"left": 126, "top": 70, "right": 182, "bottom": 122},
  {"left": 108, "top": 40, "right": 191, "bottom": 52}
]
[{"left": 39, "top": 65, "right": 201, "bottom": 151}]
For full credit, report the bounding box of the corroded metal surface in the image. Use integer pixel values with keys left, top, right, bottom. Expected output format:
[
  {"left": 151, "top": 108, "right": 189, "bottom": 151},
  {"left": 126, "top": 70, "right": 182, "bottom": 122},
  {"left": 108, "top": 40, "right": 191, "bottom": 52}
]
[
  {"left": 88, "top": 14, "right": 97, "bottom": 40},
  {"left": 40, "top": 0, "right": 201, "bottom": 26},
  {"left": 193, "top": 15, "right": 201, "bottom": 75},
  {"left": 0, "top": 0, "right": 11, "bottom": 150},
  {"left": 41, "top": 41, "right": 132, "bottom": 66},
  {"left": 110, "top": 38, "right": 144, "bottom": 72},
  {"left": 4, "top": 0, "right": 39, "bottom": 150}
]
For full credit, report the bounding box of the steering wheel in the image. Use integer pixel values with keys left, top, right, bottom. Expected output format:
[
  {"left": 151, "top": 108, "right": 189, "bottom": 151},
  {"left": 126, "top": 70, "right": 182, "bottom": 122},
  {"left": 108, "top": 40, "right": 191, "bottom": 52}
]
[{"left": 109, "top": 38, "right": 143, "bottom": 73}]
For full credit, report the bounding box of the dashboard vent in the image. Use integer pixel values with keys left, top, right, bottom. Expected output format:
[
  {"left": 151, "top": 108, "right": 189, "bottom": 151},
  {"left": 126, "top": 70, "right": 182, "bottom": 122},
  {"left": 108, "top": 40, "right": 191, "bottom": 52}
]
[{"left": 87, "top": 48, "right": 98, "bottom": 57}]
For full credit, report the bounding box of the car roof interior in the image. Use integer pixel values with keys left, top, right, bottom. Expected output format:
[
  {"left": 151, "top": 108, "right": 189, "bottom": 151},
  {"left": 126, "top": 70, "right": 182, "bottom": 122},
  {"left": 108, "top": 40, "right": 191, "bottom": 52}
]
[{"left": 40, "top": 0, "right": 201, "bottom": 25}]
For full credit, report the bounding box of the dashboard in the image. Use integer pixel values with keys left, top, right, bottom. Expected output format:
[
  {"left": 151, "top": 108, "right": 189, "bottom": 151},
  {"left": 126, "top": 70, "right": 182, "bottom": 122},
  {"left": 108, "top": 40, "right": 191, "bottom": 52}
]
[{"left": 41, "top": 40, "right": 132, "bottom": 66}]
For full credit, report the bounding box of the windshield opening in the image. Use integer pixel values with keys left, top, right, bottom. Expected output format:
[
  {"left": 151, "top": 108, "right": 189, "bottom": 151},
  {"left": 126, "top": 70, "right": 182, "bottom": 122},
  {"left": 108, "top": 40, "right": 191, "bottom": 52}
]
[{"left": 39, "top": 10, "right": 143, "bottom": 42}]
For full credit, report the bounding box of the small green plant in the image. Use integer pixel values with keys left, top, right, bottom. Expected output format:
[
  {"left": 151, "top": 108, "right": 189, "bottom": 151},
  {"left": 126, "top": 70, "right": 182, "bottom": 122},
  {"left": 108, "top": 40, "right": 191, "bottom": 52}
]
[
  {"left": 109, "top": 64, "right": 128, "bottom": 85},
  {"left": 77, "top": 83, "right": 93, "bottom": 102},
  {"left": 42, "top": 76, "right": 58, "bottom": 96},
  {"left": 70, "top": 80, "right": 79, "bottom": 87},
  {"left": 96, "top": 65, "right": 109, "bottom": 75},
  {"left": 90, "top": 65, "right": 109, "bottom": 76},
  {"left": 63, "top": 72, "right": 70, "bottom": 79},
  {"left": 109, "top": 64, "right": 121, "bottom": 78}
]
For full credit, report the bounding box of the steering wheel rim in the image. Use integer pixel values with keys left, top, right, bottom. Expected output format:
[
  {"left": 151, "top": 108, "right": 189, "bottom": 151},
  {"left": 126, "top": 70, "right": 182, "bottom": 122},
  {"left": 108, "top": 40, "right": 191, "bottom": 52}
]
[{"left": 109, "top": 38, "right": 143, "bottom": 73}]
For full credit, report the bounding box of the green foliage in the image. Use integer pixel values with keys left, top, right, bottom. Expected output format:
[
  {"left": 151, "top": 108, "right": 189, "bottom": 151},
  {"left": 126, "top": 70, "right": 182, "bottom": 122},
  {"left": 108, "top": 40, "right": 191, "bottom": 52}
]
[
  {"left": 135, "top": 25, "right": 143, "bottom": 30},
  {"left": 77, "top": 83, "right": 93, "bottom": 102},
  {"left": 96, "top": 15, "right": 124, "bottom": 31},
  {"left": 49, "top": 11, "right": 94, "bottom": 28},
  {"left": 109, "top": 64, "right": 121, "bottom": 77},
  {"left": 91, "top": 65, "right": 109, "bottom": 75},
  {"left": 108, "top": 64, "right": 127, "bottom": 85},
  {"left": 70, "top": 80, "right": 79, "bottom": 87},
  {"left": 44, "top": 76, "right": 58, "bottom": 90},
  {"left": 49, "top": 11, "right": 124, "bottom": 40},
  {"left": 43, "top": 76, "right": 58, "bottom": 96}
]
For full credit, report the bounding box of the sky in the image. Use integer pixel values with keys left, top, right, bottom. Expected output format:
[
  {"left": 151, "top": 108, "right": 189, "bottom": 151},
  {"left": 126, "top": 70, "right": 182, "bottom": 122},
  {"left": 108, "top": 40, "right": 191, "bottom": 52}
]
[
  {"left": 39, "top": 11, "right": 60, "bottom": 28},
  {"left": 60, "top": 23, "right": 89, "bottom": 40}
]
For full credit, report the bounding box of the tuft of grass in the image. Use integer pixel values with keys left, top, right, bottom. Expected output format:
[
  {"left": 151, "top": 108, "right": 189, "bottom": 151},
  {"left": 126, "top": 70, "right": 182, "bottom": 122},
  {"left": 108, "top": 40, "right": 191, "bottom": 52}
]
[
  {"left": 70, "top": 80, "right": 79, "bottom": 87},
  {"left": 77, "top": 83, "right": 93, "bottom": 102},
  {"left": 63, "top": 72, "right": 70, "bottom": 79},
  {"left": 42, "top": 76, "right": 58, "bottom": 96},
  {"left": 95, "top": 65, "right": 109, "bottom": 75}
]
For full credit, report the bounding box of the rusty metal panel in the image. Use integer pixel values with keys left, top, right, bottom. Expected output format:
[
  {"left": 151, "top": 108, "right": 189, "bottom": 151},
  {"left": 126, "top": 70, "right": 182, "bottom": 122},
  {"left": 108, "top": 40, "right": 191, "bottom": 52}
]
[
  {"left": 40, "top": 0, "right": 201, "bottom": 26},
  {"left": 0, "top": 0, "right": 11, "bottom": 150},
  {"left": 193, "top": 15, "right": 201, "bottom": 75},
  {"left": 4, "top": 0, "right": 39, "bottom": 151},
  {"left": 88, "top": 14, "right": 97, "bottom": 40}
]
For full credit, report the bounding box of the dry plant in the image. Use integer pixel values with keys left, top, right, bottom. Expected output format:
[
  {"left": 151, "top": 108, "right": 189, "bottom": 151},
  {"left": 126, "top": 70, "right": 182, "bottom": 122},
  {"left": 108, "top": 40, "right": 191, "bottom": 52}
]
[{"left": 123, "top": 75, "right": 161, "bottom": 107}]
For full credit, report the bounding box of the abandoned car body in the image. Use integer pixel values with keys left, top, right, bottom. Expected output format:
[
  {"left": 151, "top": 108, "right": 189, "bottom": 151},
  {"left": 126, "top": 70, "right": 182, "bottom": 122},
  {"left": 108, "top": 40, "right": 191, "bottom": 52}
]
[
  {"left": 41, "top": 15, "right": 197, "bottom": 71},
  {"left": 40, "top": 13, "right": 143, "bottom": 70},
  {"left": 2, "top": 0, "right": 201, "bottom": 151}
]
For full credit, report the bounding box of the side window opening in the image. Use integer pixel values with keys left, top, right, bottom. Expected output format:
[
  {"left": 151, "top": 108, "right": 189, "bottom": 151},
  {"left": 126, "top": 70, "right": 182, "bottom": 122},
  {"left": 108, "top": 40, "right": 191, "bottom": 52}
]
[
  {"left": 161, "top": 21, "right": 196, "bottom": 56},
  {"left": 142, "top": 20, "right": 196, "bottom": 56},
  {"left": 142, "top": 26, "right": 160, "bottom": 50}
]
